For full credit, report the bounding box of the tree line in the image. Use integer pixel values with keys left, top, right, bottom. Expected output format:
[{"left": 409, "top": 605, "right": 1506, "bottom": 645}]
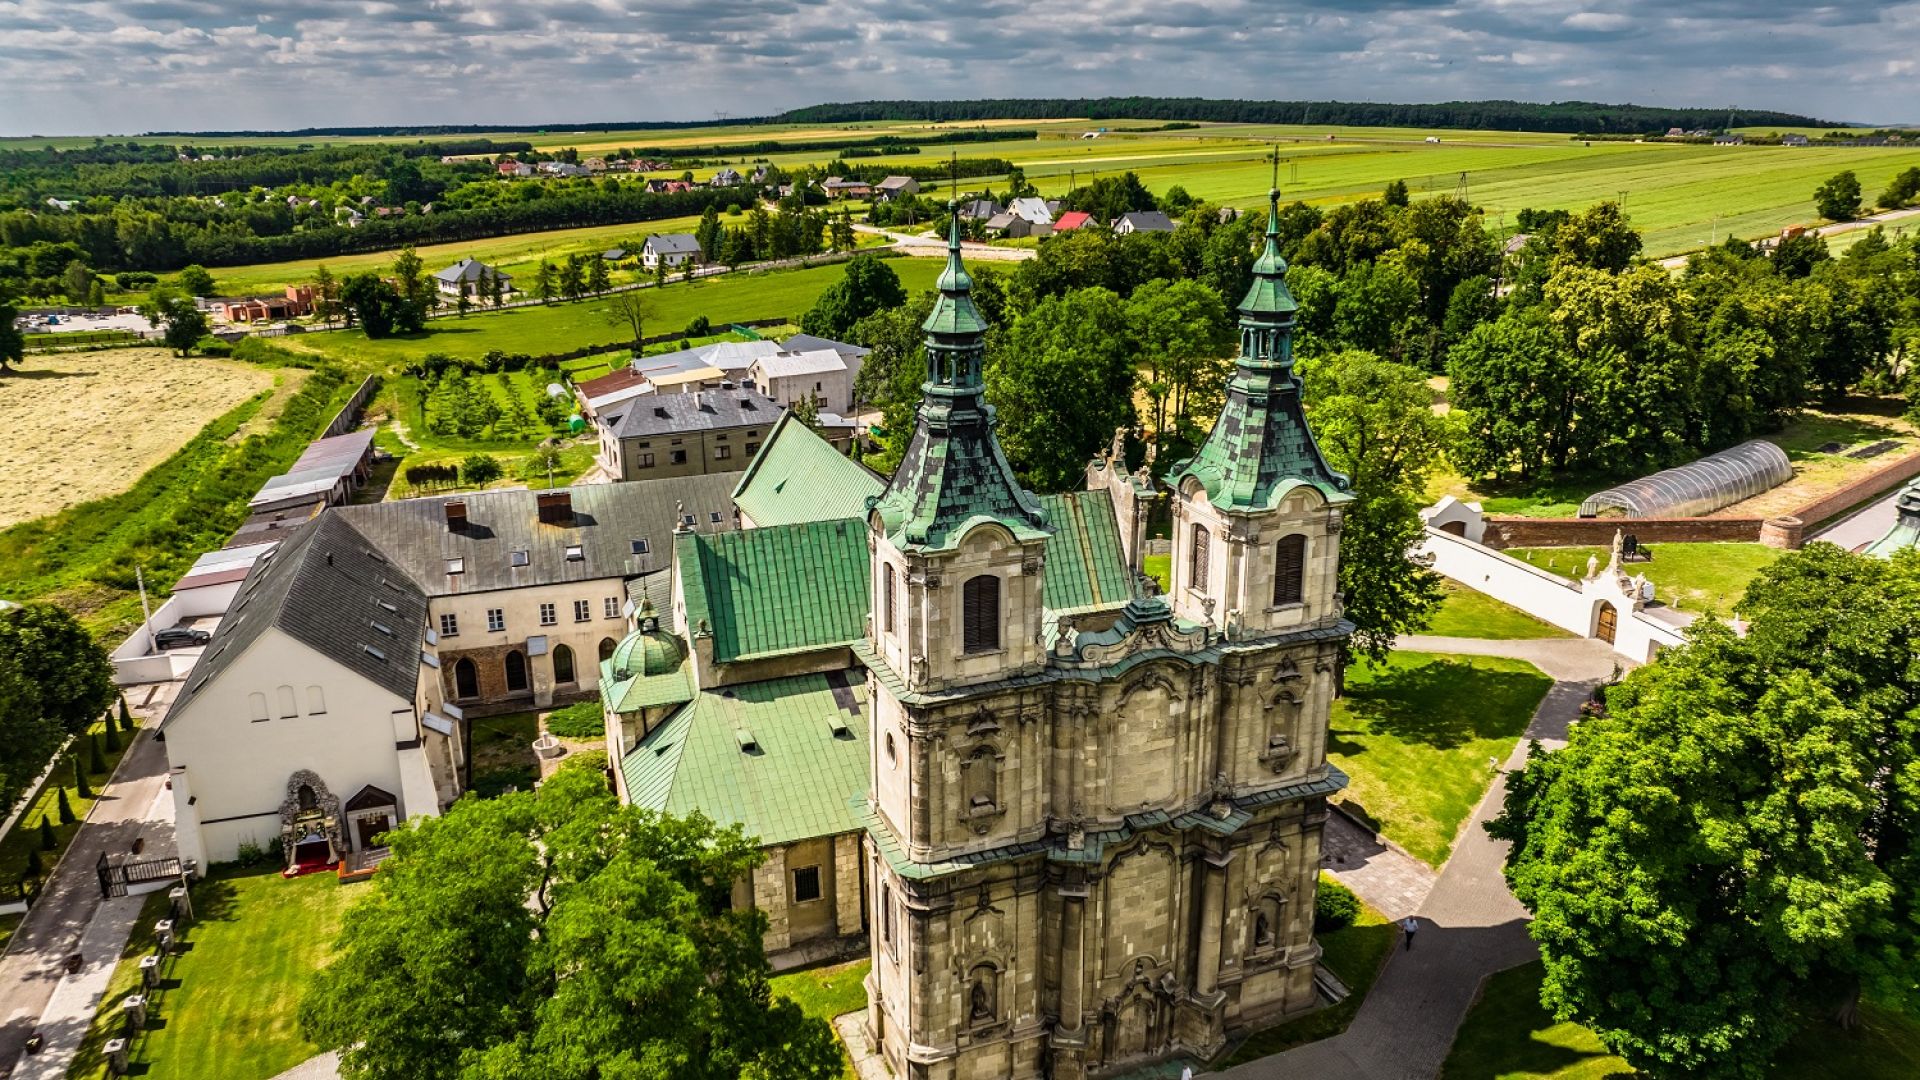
[{"left": 775, "top": 97, "right": 1826, "bottom": 134}]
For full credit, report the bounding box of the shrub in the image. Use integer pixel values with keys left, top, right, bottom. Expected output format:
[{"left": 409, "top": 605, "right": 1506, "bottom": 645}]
[
  {"left": 39, "top": 816, "right": 56, "bottom": 851},
  {"left": 72, "top": 754, "right": 92, "bottom": 799},
  {"left": 545, "top": 701, "right": 605, "bottom": 739},
  {"left": 118, "top": 698, "right": 133, "bottom": 732},
  {"left": 460, "top": 453, "right": 503, "bottom": 485},
  {"left": 25, "top": 849, "right": 41, "bottom": 880},
  {"left": 56, "top": 787, "right": 77, "bottom": 825},
  {"left": 90, "top": 732, "right": 107, "bottom": 772},
  {"left": 103, "top": 720, "right": 119, "bottom": 753},
  {"left": 235, "top": 838, "right": 270, "bottom": 867},
  {"left": 1314, "top": 877, "right": 1361, "bottom": 932},
  {"left": 558, "top": 749, "right": 609, "bottom": 774},
  {"left": 403, "top": 462, "right": 459, "bottom": 488},
  {"left": 686, "top": 315, "right": 711, "bottom": 336}
]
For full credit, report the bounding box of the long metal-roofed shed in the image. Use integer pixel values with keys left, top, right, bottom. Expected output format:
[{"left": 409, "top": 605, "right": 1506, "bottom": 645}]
[
  {"left": 249, "top": 429, "right": 376, "bottom": 513},
  {"left": 1578, "top": 439, "right": 1792, "bottom": 518}
]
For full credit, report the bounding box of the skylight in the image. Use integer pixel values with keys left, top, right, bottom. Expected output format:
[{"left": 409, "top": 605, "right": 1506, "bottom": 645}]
[
  {"left": 446, "top": 558, "right": 465, "bottom": 575},
  {"left": 565, "top": 545, "right": 584, "bottom": 561},
  {"left": 510, "top": 550, "right": 530, "bottom": 567}
]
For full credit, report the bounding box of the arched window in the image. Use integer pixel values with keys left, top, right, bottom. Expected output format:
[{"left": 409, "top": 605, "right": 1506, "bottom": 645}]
[
  {"left": 453, "top": 657, "right": 479, "bottom": 699},
  {"left": 504, "top": 651, "right": 529, "bottom": 693},
  {"left": 966, "top": 747, "right": 997, "bottom": 811},
  {"left": 276, "top": 685, "right": 298, "bottom": 718},
  {"left": 882, "top": 565, "right": 897, "bottom": 635},
  {"left": 961, "top": 575, "right": 1000, "bottom": 654},
  {"left": 305, "top": 685, "right": 326, "bottom": 715},
  {"left": 1273, "top": 534, "right": 1307, "bottom": 606},
  {"left": 598, "top": 637, "right": 617, "bottom": 663},
  {"left": 248, "top": 692, "right": 269, "bottom": 722},
  {"left": 1189, "top": 524, "right": 1211, "bottom": 591},
  {"left": 297, "top": 784, "right": 318, "bottom": 812},
  {"left": 553, "top": 644, "right": 575, "bottom": 684}
]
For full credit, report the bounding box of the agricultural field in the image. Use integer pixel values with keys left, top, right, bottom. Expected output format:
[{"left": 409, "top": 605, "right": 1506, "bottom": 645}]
[
  {"left": 0, "top": 349, "right": 281, "bottom": 527},
  {"left": 277, "top": 256, "right": 947, "bottom": 369}
]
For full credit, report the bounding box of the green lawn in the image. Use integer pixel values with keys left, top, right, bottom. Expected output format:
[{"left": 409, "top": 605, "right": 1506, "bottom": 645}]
[
  {"left": 1218, "top": 881, "right": 1396, "bottom": 1066},
  {"left": 73, "top": 867, "right": 365, "bottom": 1080},
  {"left": 0, "top": 718, "right": 140, "bottom": 895},
  {"left": 1330, "top": 653, "right": 1553, "bottom": 867},
  {"left": 1425, "top": 582, "right": 1569, "bottom": 641},
  {"left": 1142, "top": 553, "right": 1171, "bottom": 592},
  {"left": 469, "top": 711, "right": 540, "bottom": 797},
  {"left": 1506, "top": 542, "right": 1782, "bottom": 619},
  {"left": 282, "top": 256, "right": 945, "bottom": 369},
  {"left": 771, "top": 956, "right": 871, "bottom": 1079},
  {"left": 1443, "top": 961, "right": 1920, "bottom": 1080}
]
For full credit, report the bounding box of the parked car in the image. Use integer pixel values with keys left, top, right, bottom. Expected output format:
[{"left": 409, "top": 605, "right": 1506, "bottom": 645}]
[{"left": 153, "top": 627, "right": 211, "bottom": 650}]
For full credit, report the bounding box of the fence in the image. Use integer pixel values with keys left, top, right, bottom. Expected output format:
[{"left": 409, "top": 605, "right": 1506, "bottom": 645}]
[
  {"left": 318, "top": 375, "right": 381, "bottom": 439},
  {"left": 97, "top": 851, "right": 183, "bottom": 898}
]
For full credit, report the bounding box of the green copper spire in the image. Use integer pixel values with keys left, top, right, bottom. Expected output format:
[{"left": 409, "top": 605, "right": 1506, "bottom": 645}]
[
  {"left": 870, "top": 203, "right": 1047, "bottom": 550},
  {"left": 1165, "top": 188, "right": 1347, "bottom": 511},
  {"left": 1865, "top": 479, "right": 1920, "bottom": 558}
]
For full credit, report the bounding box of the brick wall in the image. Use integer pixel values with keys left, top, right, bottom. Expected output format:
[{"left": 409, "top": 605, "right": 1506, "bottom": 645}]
[
  {"left": 1483, "top": 516, "right": 1765, "bottom": 548},
  {"left": 1789, "top": 450, "right": 1920, "bottom": 528}
]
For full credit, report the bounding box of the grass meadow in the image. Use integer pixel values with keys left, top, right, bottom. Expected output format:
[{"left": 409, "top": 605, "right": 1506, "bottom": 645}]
[{"left": 1506, "top": 543, "right": 1782, "bottom": 619}]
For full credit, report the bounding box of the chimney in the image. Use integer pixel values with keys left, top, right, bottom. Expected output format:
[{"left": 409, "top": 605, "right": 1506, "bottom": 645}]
[
  {"left": 444, "top": 500, "right": 467, "bottom": 532},
  {"left": 537, "top": 491, "right": 574, "bottom": 526}
]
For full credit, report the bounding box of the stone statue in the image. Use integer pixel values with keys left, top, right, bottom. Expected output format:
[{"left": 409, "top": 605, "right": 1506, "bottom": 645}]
[
  {"left": 1110, "top": 426, "right": 1127, "bottom": 463},
  {"left": 1585, "top": 552, "right": 1600, "bottom": 580},
  {"left": 1606, "top": 528, "right": 1625, "bottom": 575}
]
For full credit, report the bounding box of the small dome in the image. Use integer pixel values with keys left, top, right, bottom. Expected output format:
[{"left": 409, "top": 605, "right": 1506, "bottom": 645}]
[{"left": 609, "top": 602, "right": 683, "bottom": 679}]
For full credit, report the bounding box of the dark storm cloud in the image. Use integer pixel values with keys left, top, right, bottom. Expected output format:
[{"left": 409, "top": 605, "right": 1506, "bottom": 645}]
[{"left": 1, "top": 0, "right": 1915, "bottom": 135}]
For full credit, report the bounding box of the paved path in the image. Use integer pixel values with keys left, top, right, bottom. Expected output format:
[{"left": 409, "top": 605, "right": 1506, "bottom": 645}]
[
  {"left": 269, "top": 1051, "right": 342, "bottom": 1080},
  {"left": 1809, "top": 485, "right": 1903, "bottom": 552},
  {"left": 853, "top": 224, "right": 1038, "bottom": 261},
  {"left": 1213, "top": 634, "right": 1618, "bottom": 1080},
  {"left": 0, "top": 689, "right": 180, "bottom": 1079}
]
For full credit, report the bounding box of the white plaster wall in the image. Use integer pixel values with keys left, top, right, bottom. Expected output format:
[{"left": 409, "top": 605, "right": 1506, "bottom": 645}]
[{"left": 164, "top": 628, "right": 428, "bottom": 863}]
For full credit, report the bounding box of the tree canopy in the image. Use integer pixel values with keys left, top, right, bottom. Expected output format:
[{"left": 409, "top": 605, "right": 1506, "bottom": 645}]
[
  {"left": 301, "top": 767, "right": 841, "bottom": 1080},
  {"left": 1491, "top": 544, "right": 1920, "bottom": 1078},
  {"left": 800, "top": 253, "right": 905, "bottom": 339}
]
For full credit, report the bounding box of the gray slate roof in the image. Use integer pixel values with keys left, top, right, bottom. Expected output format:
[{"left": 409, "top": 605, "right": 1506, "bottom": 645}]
[
  {"left": 332, "top": 477, "right": 740, "bottom": 596},
  {"left": 434, "top": 258, "right": 507, "bottom": 284},
  {"left": 608, "top": 386, "right": 780, "bottom": 440},
  {"left": 1118, "top": 211, "right": 1176, "bottom": 232},
  {"left": 646, "top": 233, "right": 702, "bottom": 255},
  {"left": 168, "top": 513, "right": 429, "bottom": 723},
  {"left": 779, "top": 333, "right": 870, "bottom": 361}
]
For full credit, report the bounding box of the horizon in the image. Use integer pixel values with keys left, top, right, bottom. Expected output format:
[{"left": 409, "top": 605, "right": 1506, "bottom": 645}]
[{"left": 2, "top": 0, "right": 1918, "bottom": 137}]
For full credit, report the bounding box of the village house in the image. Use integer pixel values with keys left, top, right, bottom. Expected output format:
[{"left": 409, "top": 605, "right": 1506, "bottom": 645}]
[
  {"left": 497, "top": 161, "right": 533, "bottom": 177},
  {"left": 1114, "top": 210, "right": 1177, "bottom": 234},
  {"left": 595, "top": 386, "right": 782, "bottom": 482},
  {"left": 1051, "top": 210, "right": 1095, "bottom": 233},
  {"left": 823, "top": 176, "right": 875, "bottom": 199},
  {"left": 641, "top": 233, "right": 703, "bottom": 270},
  {"left": 712, "top": 167, "right": 743, "bottom": 187},
  {"left": 432, "top": 258, "right": 512, "bottom": 298},
  {"left": 876, "top": 175, "right": 920, "bottom": 200}
]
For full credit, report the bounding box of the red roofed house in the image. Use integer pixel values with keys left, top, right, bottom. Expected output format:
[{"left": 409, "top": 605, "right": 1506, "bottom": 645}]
[{"left": 1052, "top": 210, "right": 1095, "bottom": 232}]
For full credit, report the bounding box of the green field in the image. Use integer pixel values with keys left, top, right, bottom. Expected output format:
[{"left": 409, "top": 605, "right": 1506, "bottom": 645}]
[
  {"left": 1425, "top": 582, "right": 1569, "bottom": 641},
  {"left": 771, "top": 957, "right": 872, "bottom": 1079},
  {"left": 1330, "top": 652, "right": 1554, "bottom": 866},
  {"left": 1507, "top": 542, "right": 1782, "bottom": 619},
  {"left": 280, "top": 256, "right": 945, "bottom": 368}
]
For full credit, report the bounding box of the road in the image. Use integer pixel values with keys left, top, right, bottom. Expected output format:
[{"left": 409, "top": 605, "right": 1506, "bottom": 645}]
[
  {"left": 1655, "top": 204, "right": 1920, "bottom": 270},
  {"left": 1808, "top": 485, "right": 1905, "bottom": 552},
  {"left": 854, "top": 224, "right": 1037, "bottom": 261}
]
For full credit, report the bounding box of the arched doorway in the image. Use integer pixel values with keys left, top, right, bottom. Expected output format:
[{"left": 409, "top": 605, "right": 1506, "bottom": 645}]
[
  {"left": 453, "top": 657, "right": 479, "bottom": 699},
  {"left": 598, "top": 637, "right": 617, "bottom": 663},
  {"left": 553, "top": 644, "right": 576, "bottom": 684},
  {"left": 1596, "top": 603, "right": 1618, "bottom": 644},
  {"left": 504, "top": 651, "right": 529, "bottom": 693}
]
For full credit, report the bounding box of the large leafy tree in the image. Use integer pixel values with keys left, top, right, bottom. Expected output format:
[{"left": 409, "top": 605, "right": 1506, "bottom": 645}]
[
  {"left": 1446, "top": 304, "right": 1578, "bottom": 479},
  {"left": 139, "top": 286, "right": 209, "bottom": 356},
  {"left": 301, "top": 768, "right": 840, "bottom": 1080},
  {"left": 1492, "top": 545, "right": 1920, "bottom": 1078},
  {"left": 989, "top": 286, "right": 1138, "bottom": 491},
  {"left": 851, "top": 290, "right": 938, "bottom": 477},
  {"left": 1814, "top": 170, "right": 1864, "bottom": 221},
  {"left": 0, "top": 651, "right": 60, "bottom": 811},
  {"left": 0, "top": 604, "right": 115, "bottom": 734},
  {"left": 1125, "top": 278, "right": 1233, "bottom": 446},
  {"left": 1547, "top": 200, "right": 1642, "bottom": 273},
  {"left": 800, "top": 253, "right": 904, "bottom": 339},
  {"left": 1296, "top": 351, "right": 1450, "bottom": 660}
]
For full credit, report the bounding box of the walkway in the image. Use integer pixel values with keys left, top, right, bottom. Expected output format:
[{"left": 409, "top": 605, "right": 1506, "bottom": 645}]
[
  {"left": 0, "top": 688, "right": 181, "bottom": 1079},
  {"left": 1809, "top": 485, "right": 1903, "bottom": 552},
  {"left": 1213, "top": 634, "right": 1618, "bottom": 1080}
]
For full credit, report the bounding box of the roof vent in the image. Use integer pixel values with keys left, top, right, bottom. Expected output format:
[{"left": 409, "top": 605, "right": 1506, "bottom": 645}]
[
  {"left": 733, "top": 727, "right": 759, "bottom": 753},
  {"left": 537, "top": 491, "right": 573, "bottom": 526},
  {"left": 825, "top": 715, "right": 851, "bottom": 738},
  {"left": 653, "top": 407, "right": 669, "bottom": 419},
  {"left": 445, "top": 500, "right": 468, "bottom": 532}
]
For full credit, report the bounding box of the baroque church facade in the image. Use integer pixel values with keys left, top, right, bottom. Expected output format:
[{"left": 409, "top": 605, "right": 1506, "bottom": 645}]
[{"left": 858, "top": 198, "right": 1353, "bottom": 1078}]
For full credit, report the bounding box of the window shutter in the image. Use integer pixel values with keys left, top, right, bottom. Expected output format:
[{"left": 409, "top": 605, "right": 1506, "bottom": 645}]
[
  {"left": 1273, "top": 534, "right": 1306, "bottom": 606},
  {"left": 1189, "top": 524, "right": 1211, "bottom": 589},
  {"left": 962, "top": 575, "right": 1000, "bottom": 653}
]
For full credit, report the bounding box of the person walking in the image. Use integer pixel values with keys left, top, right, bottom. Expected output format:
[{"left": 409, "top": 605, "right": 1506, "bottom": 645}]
[
  {"left": 1402, "top": 915, "right": 1420, "bottom": 950},
  {"left": 1180, "top": 1067, "right": 1194, "bottom": 1080}
]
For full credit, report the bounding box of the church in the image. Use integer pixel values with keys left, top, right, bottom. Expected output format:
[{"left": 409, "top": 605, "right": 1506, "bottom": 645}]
[{"left": 605, "top": 198, "right": 1354, "bottom": 1076}]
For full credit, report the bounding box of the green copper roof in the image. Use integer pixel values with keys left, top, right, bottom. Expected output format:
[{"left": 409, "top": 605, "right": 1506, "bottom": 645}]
[
  {"left": 599, "top": 654, "right": 694, "bottom": 714},
  {"left": 1037, "top": 491, "right": 1135, "bottom": 616},
  {"left": 622, "top": 672, "right": 868, "bottom": 846},
  {"left": 872, "top": 203, "right": 1047, "bottom": 551},
  {"left": 732, "top": 412, "right": 886, "bottom": 528},
  {"left": 1865, "top": 480, "right": 1920, "bottom": 558},
  {"left": 677, "top": 519, "right": 869, "bottom": 663},
  {"left": 1168, "top": 188, "right": 1347, "bottom": 512}
]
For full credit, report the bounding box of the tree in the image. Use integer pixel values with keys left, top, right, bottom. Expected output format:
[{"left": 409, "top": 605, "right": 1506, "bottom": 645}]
[
  {"left": 139, "top": 287, "right": 210, "bottom": 357},
  {"left": 788, "top": 393, "right": 822, "bottom": 431},
  {"left": 694, "top": 205, "right": 725, "bottom": 265},
  {"left": 1877, "top": 166, "right": 1920, "bottom": 210},
  {"left": 56, "top": 786, "right": 76, "bottom": 825},
  {"left": 1772, "top": 231, "right": 1831, "bottom": 278},
  {"left": 460, "top": 453, "right": 503, "bottom": 486},
  {"left": 117, "top": 696, "right": 132, "bottom": 732},
  {"left": 7, "top": 602, "right": 125, "bottom": 733},
  {"left": 1492, "top": 545, "right": 1920, "bottom": 1078},
  {"left": 800, "top": 253, "right": 905, "bottom": 339},
  {"left": 73, "top": 753, "right": 91, "bottom": 800},
  {"left": 830, "top": 210, "right": 856, "bottom": 252},
  {"left": 603, "top": 290, "right": 649, "bottom": 351},
  {"left": 1446, "top": 305, "right": 1575, "bottom": 478},
  {"left": 558, "top": 256, "right": 586, "bottom": 302},
  {"left": 1548, "top": 201, "right": 1641, "bottom": 273},
  {"left": 1296, "top": 351, "right": 1449, "bottom": 660},
  {"left": 484, "top": 268, "right": 505, "bottom": 308},
  {"left": 989, "top": 287, "right": 1139, "bottom": 491},
  {"left": 1125, "top": 279, "right": 1233, "bottom": 444},
  {"left": 1815, "top": 170, "right": 1864, "bottom": 221},
  {"left": 1382, "top": 179, "right": 1410, "bottom": 207},
  {"left": 586, "top": 257, "right": 610, "bottom": 296},
  {"left": 103, "top": 714, "right": 120, "bottom": 752},
  {"left": 176, "top": 264, "right": 216, "bottom": 297},
  {"left": 62, "top": 259, "right": 94, "bottom": 303},
  {"left": 851, "top": 290, "right": 939, "bottom": 475},
  {"left": 312, "top": 265, "right": 342, "bottom": 327},
  {"left": 456, "top": 280, "right": 472, "bottom": 318},
  {"left": 390, "top": 248, "right": 433, "bottom": 333},
  {"left": 340, "top": 274, "right": 402, "bottom": 338},
  {"left": 300, "top": 767, "right": 840, "bottom": 1080},
  {"left": 0, "top": 287, "right": 23, "bottom": 372},
  {"left": 38, "top": 816, "right": 55, "bottom": 852},
  {"left": 533, "top": 260, "right": 557, "bottom": 305}
]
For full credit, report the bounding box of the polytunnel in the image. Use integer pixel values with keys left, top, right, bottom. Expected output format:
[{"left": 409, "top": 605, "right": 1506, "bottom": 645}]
[{"left": 1578, "top": 439, "right": 1792, "bottom": 518}]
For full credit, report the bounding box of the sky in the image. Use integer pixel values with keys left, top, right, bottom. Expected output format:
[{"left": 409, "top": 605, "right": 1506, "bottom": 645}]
[{"left": 0, "top": 0, "right": 1916, "bottom": 136}]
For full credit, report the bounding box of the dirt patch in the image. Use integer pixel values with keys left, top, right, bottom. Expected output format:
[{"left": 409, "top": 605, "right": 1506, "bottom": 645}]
[{"left": 0, "top": 349, "right": 277, "bottom": 528}]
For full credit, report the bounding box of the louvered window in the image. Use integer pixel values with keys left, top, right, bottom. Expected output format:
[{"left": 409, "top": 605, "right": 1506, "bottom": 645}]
[
  {"left": 962, "top": 575, "right": 1000, "bottom": 654},
  {"left": 1273, "top": 534, "right": 1307, "bottom": 606},
  {"left": 883, "top": 566, "right": 897, "bottom": 635},
  {"left": 1189, "top": 524, "right": 1211, "bottom": 590}
]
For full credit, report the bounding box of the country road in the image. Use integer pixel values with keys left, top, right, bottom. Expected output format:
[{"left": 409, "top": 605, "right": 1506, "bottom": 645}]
[
  {"left": 1655, "top": 203, "right": 1920, "bottom": 269},
  {"left": 854, "top": 223, "right": 1037, "bottom": 261}
]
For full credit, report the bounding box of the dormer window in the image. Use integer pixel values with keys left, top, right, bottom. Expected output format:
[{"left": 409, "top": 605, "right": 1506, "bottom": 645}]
[
  {"left": 631, "top": 538, "right": 650, "bottom": 555},
  {"left": 565, "top": 545, "right": 584, "bottom": 561},
  {"left": 510, "top": 550, "right": 530, "bottom": 568},
  {"left": 446, "top": 558, "right": 464, "bottom": 575},
  {"left": 1273, "top": 534, "right": 1307, "bottom": 606},
  {"left": 1188, "top": 524, "right": 1210, "bottom": 590}
]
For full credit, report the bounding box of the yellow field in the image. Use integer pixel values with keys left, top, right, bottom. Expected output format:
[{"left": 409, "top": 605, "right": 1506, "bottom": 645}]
[{"left": 0, "top": 350, "right": 279, "bottom": 527}]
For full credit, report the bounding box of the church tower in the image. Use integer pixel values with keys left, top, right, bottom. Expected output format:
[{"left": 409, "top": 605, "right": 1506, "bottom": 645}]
[{"left": 1166, "top": 188, "right": 1351, "bottom": 641}]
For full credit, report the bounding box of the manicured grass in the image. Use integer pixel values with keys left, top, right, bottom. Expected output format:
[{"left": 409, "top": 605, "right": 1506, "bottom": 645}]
[
  {"left": 1506, "top": 542, "right": 1782, "bottom": 619},
  {"left": 1218, "top": 883, "right": 1396, "bottom": 1065},
  {"left": 0, "top": 911, "right": 20, "bottom": 953},
  {"left": 469, "top": 711, "right": 540, "bottom": 797},
  {"left": 771, "top": 957, "right": 871, "bottom": 1080},
  {"left": 73, "top": 867, "right": 365, "bottom": 1080},
  {"left": 1330, "top": 653, "right": 1553, "bottom": 867},
  {"left": 279, "top": 257, "right": 945, "bottom": 369},
  {"left": 1142, "top": 553, "right": 1171, "bottom": 592},
  {"left": 0, "top": 718, "right": 140, "bottom": 896},
  {"left": 1443, "top": 960, "right": 1920, "bottom": 1080},
  {"left": 1425, "top": 582, "right": 1569, "bottom": 641}
]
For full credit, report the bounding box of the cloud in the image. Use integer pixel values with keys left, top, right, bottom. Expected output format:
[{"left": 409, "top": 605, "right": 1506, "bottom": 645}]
[{"left": 0, "top": 0, "right": 1915, "bottom": 134}]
